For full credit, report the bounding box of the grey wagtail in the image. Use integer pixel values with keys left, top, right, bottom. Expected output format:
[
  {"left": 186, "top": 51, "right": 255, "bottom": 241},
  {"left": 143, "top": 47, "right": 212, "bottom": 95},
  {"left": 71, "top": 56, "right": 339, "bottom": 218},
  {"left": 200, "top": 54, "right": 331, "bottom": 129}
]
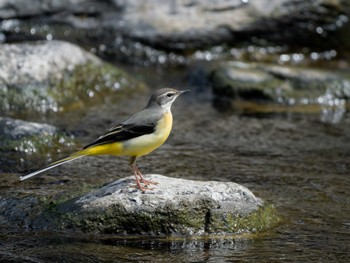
[{"left": 20, "top": 88, "right": 189, "bottom": 191}]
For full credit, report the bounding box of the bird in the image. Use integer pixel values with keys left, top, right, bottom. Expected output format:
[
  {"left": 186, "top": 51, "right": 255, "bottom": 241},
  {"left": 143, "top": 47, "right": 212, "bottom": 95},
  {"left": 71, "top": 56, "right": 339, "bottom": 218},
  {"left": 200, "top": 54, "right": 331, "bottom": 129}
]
[{"left": 20, "top": 88, "right": 189, "bottom": 192}]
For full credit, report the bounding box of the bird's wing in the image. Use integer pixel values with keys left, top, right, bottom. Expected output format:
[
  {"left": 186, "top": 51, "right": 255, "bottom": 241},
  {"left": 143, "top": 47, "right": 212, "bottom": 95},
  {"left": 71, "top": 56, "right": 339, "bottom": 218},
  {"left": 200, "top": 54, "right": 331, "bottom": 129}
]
[
  {"left": 83, "top": 122, "right": 156, "bottom": 149},
  {"left": 83, "top": 107, "right": 162, "bottom": 149}
]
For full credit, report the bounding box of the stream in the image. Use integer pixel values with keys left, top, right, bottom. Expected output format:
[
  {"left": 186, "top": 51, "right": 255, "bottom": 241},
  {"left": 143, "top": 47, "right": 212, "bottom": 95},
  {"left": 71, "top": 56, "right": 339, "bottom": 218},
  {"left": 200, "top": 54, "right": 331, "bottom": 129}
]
[{"left": 0, "top": 62, "right": 349, "bottom": 262}]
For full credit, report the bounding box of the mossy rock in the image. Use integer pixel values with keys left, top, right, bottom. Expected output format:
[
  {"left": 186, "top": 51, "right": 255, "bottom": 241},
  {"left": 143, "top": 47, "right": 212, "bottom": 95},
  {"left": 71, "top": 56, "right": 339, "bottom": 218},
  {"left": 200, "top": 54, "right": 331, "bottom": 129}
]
[
  {"left": 211, "top": 63, "right": 284, "bottom": 102},
  {"left": 0, "top": 40, "right": 145, "bottom": 116},
  {"left": 0, "top": 117, "right": 76, "bottom": 172},
  {"left": 29, "top": 175, "right": 281, "bottom": 236},
  {"left": 211, "top": 61, "right": 350, "bottom": 108}
]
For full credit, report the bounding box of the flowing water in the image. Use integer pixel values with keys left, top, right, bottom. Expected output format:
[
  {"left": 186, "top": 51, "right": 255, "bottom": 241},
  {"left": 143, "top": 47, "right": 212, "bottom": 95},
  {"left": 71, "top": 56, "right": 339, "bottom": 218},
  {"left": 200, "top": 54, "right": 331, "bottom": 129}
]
[{"left": 1, "top": 63, "right": 350, "bottom": 262}]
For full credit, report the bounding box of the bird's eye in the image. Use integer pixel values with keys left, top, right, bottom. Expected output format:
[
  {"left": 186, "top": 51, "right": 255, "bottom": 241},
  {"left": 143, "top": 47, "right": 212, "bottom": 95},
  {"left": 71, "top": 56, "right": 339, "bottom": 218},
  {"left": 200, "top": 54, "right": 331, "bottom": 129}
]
[{"left": 166, "top": 93, "right": 173, "bottom": 97}]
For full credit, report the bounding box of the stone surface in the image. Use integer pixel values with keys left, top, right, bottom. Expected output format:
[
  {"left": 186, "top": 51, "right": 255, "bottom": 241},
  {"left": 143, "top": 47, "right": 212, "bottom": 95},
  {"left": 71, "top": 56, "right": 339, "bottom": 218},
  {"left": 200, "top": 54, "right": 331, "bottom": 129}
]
[
  {"left": 0, "top": 117, "right": 75, "bottom": 171},
  {"left": 0, "top": 40, "right": 144, "bottom": 114},
  {"left": 211, "top": 61, "right": 350, "bottom": 119},
  {"left": 0, "top": 117, "right": 57, "bottom": 139},
  {"left": 0, "top": 40, "right": 99, "bottom": 86},
  {"left": 0, "top": 0, "right": 116, "bottom": 19},
  {"left": 110, "top": 0, "right": 350, "bottom": 58},
  {"left": 0, "top": 0, "right": 349, "bottom": 64},
  {"left": 43, "top": 174, "right": 281, "bottom": 236}
]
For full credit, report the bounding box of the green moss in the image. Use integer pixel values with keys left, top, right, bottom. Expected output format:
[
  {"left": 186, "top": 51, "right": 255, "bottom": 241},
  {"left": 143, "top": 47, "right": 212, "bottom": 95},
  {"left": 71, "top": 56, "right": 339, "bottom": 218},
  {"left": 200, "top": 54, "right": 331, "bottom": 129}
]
[
  {"left": 52, "top": 62, "right": 145, "bottom": 111},
  {"left": 0, "top": 62, "right": 145, "bottom": 115},
  {"left": 209, "top": 204, "right": 282, "bottom": 234},
  {"left": 0, "top": 83, "right": 53, "bottom": 114},
  {"left": 41, "top": 201, "right": 206, "bottom": 235},
  {"left": 51, "top": 204, "right": 280, "bottom": 237},
  {"left": 34, "top": 183, "right": 98, "bottom": 229},
  {"left": 34, "top": 193, "right": 281, "bottom": 237}
]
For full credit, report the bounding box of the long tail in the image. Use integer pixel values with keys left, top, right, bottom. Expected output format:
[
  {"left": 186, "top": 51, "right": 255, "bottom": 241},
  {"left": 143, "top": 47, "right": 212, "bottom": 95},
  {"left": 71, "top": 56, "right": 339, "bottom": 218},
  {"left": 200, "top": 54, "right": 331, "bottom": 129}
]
[{"left": 20, "top": 152, "right": 86, "bottom": 181}]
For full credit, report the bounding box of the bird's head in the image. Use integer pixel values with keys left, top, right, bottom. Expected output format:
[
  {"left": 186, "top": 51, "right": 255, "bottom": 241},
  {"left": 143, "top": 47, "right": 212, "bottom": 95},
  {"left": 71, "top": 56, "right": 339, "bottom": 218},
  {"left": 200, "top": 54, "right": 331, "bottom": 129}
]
[{"left": 148, "top": 88, "right": 189, "bottom": 111}]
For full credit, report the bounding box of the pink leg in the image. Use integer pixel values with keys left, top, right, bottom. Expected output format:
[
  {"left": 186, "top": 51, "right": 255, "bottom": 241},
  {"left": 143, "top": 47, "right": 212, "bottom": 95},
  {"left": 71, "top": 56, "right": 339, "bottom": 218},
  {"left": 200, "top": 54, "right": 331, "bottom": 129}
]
[
  {"left": 131, "top": 164, "right": 146, "bottom": 192},
  {"left": 134, "top": 165, "right": 158, "bottom": 185}
]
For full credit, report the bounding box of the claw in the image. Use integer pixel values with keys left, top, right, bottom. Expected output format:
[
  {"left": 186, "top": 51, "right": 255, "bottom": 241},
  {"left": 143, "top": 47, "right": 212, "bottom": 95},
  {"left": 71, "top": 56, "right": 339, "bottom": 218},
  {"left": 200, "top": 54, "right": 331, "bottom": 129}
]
[
  {"left": 134, "top": 165, "right": 158, "bottom": 186},
  {"left": 138, "top": 175, "right": 158, "bottom": 186},
  {"left": 129, "top": 156, "right": 158, "bottom": 192}
]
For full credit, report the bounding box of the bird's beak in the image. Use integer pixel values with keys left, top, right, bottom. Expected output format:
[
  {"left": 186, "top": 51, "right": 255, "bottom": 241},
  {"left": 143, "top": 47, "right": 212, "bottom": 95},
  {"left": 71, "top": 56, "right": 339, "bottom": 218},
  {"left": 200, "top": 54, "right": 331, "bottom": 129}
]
[{"left": 179, "top": 90, "right": 190, "bottom": 95}]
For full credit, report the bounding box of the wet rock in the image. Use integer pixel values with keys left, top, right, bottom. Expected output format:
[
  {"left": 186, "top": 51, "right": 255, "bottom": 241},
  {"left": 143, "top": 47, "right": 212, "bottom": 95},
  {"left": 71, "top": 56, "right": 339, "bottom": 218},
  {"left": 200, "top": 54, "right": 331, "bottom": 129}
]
[
  {"left": 0, "top": 195, "right": 40, "bottom": 224},
  {"left": 115, "top": 0, "right": 349, "bottom": 52},
  {"left": 0, "top": 0, "right": 117, "bottom": 19},
  {"left": 0, "top": 40, "right": 144, "bottom": 115},
  {"left": 0, "top": 117, "right": 75, "bottom": 171},
  {"left": 36, "top": 174, "right": 280, "bottom": 236},
  {"left": 211, "top": 61, "right": 350, "bottom": 117},
  {"left": 211, "top": 62, "right": 284, "bottom": 103},
  {"left": 0, "top": 117, "right": 57, "bottom": 139},
  {"left": 1, "top": 1, "right": 349, "bottom": 64}
]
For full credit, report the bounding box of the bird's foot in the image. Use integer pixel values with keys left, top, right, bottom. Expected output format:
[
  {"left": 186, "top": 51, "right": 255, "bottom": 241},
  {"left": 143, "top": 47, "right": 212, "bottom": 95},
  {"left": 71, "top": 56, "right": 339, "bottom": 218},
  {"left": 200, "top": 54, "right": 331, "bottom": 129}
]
[
  {"left": 131, "top": 164, "right": 157, "bottom": 191},
  {"left": 137, "top": 173, "right": 159, "bottom": 186},
  {"left": 140, "top": 177, "right": 159, "bottom": 186}
]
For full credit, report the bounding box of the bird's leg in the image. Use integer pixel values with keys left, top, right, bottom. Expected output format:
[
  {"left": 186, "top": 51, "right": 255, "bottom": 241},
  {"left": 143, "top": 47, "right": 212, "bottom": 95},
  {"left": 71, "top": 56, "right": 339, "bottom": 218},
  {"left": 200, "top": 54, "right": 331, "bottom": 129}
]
[
  {"left": 130, "top": 156, "right": 158, "bottom": 186},
  {"left": 134, "top": 165, "right": 158, "bottom": 185},
  {"left": 129, "top": 157, "right": 146, "bottom": 192}
]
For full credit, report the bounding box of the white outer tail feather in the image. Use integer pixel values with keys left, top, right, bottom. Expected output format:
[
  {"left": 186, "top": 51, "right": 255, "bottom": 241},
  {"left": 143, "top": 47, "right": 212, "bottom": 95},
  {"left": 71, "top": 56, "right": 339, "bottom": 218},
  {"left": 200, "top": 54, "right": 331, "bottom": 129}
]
[{"left": 20, "top": 155, "right": 85, "bottom": 181}]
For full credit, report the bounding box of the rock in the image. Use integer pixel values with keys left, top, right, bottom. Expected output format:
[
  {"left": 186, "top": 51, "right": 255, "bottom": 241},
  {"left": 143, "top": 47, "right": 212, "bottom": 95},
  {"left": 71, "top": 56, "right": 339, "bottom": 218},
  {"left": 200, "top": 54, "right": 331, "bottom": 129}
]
[
  {"left": 116, "top": 0, "right": 349, "bottom": 51},
  {"left": 0, "top": 117, "right": 75, "bottom": 172},
  {"left": 0, "top": 0, "right": 118, "bottom": 19},
  {"left": 34, "top": 174, "right": 280, "bottom": 236},
  {"left": 211, "top": 62, "right": 284, "bottom": 102},
  {"left": 0, "top": 117, "right": 57, "bottom": 139},
  {"left": 0, "top": 195, "right": 40, "bottom": 224},
  {"left": 0, "top": 40, "right": 144, "bottom": 115},
  {"left": 0, "top": 40, "right": 98, "bottom": 85},
  {"left": 1, "top": 1, "right": 349, "bottom": 64},
  {"left": 211, "top": 61, "right": 350, "bottom": 119}
]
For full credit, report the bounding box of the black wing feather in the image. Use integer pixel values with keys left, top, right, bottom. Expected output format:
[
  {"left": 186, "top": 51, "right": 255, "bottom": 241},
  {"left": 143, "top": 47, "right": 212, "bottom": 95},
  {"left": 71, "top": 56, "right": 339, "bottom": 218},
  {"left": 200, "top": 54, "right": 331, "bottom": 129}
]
[
  {"left": 83, "top": 122, "right": 156, "bottom": 149},
  {"left": 83, "top": 104, "right": 162, "bottom": 149}
]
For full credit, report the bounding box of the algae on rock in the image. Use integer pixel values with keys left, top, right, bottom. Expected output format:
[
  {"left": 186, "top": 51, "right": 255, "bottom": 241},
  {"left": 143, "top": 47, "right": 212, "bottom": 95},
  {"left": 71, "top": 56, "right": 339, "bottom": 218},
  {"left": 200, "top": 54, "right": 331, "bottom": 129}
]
[
  {"left": 29, "top": 174, "right": 281, "bottom": 237},
  {"left": 211, "top": 61, "right": 350, "bottom": 123},
  {"left": 0, "top": 40, "right": 145, "bottom": 116}
]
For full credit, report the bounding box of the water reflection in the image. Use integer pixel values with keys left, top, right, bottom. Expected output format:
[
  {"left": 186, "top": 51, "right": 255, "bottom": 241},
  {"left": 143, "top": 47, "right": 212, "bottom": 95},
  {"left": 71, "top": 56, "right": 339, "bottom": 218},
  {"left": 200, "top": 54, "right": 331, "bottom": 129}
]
[{"left": 0, "top": 230, "right": 256, "bottom": 263}]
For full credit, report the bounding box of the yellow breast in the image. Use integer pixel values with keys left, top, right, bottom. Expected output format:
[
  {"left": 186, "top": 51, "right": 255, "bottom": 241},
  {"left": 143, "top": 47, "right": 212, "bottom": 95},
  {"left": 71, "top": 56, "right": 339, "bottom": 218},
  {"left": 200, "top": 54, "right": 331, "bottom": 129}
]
[
  {"left": 155, "top": 111, "right": 173, "bottom": 142},
  {"left": 121, "top": 111, "right": 173, "bottom": 157}
]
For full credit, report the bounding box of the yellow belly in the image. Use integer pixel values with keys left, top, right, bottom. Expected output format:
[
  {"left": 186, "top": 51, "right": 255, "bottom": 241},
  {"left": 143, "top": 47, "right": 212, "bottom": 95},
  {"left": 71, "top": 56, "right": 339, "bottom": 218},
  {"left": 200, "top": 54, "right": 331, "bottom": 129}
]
[
  {"left": 122, "top": 111, "right": 173, "bottom": 157},
  {"left": 80, "top": 112, "right": 173, "bottom": 158},
  {"left": 82, "top": 142, "right": 123, "bottom": 156}
]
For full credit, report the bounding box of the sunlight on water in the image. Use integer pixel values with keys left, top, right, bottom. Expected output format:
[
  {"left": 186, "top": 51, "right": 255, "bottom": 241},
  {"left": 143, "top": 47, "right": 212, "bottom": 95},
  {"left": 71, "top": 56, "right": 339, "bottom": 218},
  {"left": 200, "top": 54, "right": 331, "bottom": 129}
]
[
  {"left": 319, "top": 93, "right": 346, "bottom": 124},
  {"left": 1, "top": 69, "right": 350, "bottom": 262}
]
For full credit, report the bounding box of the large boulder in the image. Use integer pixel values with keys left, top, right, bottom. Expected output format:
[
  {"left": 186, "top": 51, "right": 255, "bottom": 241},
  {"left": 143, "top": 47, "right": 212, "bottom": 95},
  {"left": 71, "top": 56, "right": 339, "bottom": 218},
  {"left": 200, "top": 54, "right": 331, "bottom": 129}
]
[
  {"left": 0, "top": 0, "right": 349, "bottom": 64},
  {"left": 211, "top": 61, "right": 350, "bottom": 122},
  {"left": 30, "top": 174, "right": 280, "bottom": 236},
  {"left": 107, "top": 0, "right": 350, "bottom": 51},
  {"left": 0, "top": 0, "right": 116, "bottom": 19},
  {"left": 0, "top": 40, "right": 144, "bottom": 115}
]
